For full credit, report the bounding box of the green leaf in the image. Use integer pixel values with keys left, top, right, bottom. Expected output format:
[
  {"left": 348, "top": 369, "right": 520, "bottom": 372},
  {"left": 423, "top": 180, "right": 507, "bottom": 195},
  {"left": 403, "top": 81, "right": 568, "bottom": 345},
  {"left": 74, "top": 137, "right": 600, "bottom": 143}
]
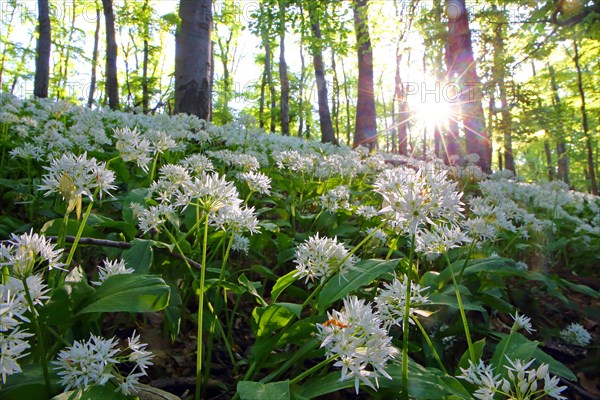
[
  {"left": 294, "top": 371, "right": 355, "bottom": 398},
  {"left": 237, "top": 380, "right": 290, "bottom": 400},
  {"left": 122, "top": 188, "right": 148, "bottom": 225},
  {"left": 77, "top": 274, "right": 170, "bottom": 315},
  {"left": 317, "top": 259, "right": 398, "bottom": 311},
  {"left": 239, "top": 273, "right": 267, "bottom": 306},
  {"left": 122, "top": 239, "right": 154, "bottom": 273},
  {"left": 491, "top": 333, "right": 538, "bottom": 376},
  {"left": 40, "top": 278, "right": 95, "bottom": 325},
  {"left": 252, "top": 304, "right": 296, "bottom": 338},
  {"left": 271, "top": 270, "right": 298, "bottom": 302},
  {"left": 0, "top": 364, "right": 62, "bottom": 400},
  {"left": 457, "top": 339, "right": 486, "bottom": 374}
]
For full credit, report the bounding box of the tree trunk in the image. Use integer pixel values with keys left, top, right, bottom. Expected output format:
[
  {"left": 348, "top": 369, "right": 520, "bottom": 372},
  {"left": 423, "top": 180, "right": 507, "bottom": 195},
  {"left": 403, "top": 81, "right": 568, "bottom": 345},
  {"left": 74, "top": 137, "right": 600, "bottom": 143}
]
[
  {"left": 141, "top": 0, "right": 150, "bottom": 113},
  {"left": 544, "top": 141, "right": 554, "bottom": 181},
  {"left": 352, "top": 0, "right": 377, "bottom": 150},
  {"left": 492, "top": 16, "right": 514, "bottom": 173},
  {"left": 259, "top": 69, "right": 266, "bottom": 129},
  {"left": 297, "top": 38, "right": 305, "bottom": 138},
  {"left": 175, "top": 0, "right": 213, "bottom": 120},
  {"left": 278, "top": 0, "right": 290, "bottom": 136},
  {"left": 331, "top": 49, "right": 340, "bottom": 142},
  {"left": 264, "top": 36, "right": 276, "bottom": 133},
  {"left": 445, "top": 0, "right": 491, "bottom": 171},
  {"left": 572, "top": 39, "right": 597, "bottom": 195},
  {"left": 548, "top": 64, "right": 569, "bottom": 186},
  {"left": 340, "top": 57, "right": 352, "bottom": 146},
  {"left": 308, "top": 4, "right": 336, "bottom": 144},
  {"left": 88, "top": 2, "right": 101, "bottom": 108},
  {"left": 34, "top": 0, "right": 51, "bottom": 98},
  {"left": 102, "top": 0, "right": 119, "bottom": 110},
  {"left": 59, "top": 0, "right": 77, "bottom": 99}
]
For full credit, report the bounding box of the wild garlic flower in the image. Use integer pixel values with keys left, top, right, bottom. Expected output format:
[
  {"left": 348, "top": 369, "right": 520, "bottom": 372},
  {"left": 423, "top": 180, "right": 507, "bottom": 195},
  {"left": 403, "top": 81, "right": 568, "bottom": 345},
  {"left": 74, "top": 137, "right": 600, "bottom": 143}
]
[
  {"left": 458, "top": 358, "right": 567, "bottom": 400},
  {"left": 181, "top": 153, "right": 214, "bottom": 175},
  {"left": 231, "top": 233, "right": 250, "bottom": 254},
  {"left": 92, "top": 259, "right": 135, "bottom": 286},
  {"left": 294, "top": 234, "right": 356, "bottom": 284},
  {"left": 136, "top": 203, "right": 177, "bottom": 234},
  {"left": 180, "top": 172, "right": 242, "bottom": 213},
  {"left": 415, "top": 224, "right": 469, "bottom": 260},
  {"left": 53, "top": 332, "right": 153, "bottom": 395},
  {"left": 0, "top": 230, "right": 64, "bottom": 278},
  {"left": 0, "top": 327, "right": 33, "bottom": 384},
  {"left": 274, "top": 150, "right": 315, "bottom": 174},
  {"left": 375, "top": 274, "right": 431, "bottom": 328},
  {"left": 209, "top": 205, "right": 260, "bottom": 234},
  {"left": 148, "top": 164, "right": 192, "bottom": 205},
  {"left": 464, "top": 217, "right": 496, "bottom": 242},
  {"left": 355, "top": 205, "right": 379, "bottom": 219},
  {"left": 559, "top": 323, "right": 592, "bottom": 347},
  {"left": 511, "top": 311, "right": 535, "bottom": 335},
  {"left": 365, "top": 227, "right": 387, "bottom": 246},
  {"left": 374, "top": 166, "right": 463, "bottom": 235},
  {"left": 239, "top": 171, "right": 271, "bottom": 195},
  {"left": 38, "top": 152, "right": 116, "bottom": 201},
  {"left": 317, "top": 296, "right": 398, "bottom": 394},
  {"left": 113, "top": 126, "right": 153, "bottom": 172},
  {"left": 321, "top": 186, "right": 350, "bottom": 212}
]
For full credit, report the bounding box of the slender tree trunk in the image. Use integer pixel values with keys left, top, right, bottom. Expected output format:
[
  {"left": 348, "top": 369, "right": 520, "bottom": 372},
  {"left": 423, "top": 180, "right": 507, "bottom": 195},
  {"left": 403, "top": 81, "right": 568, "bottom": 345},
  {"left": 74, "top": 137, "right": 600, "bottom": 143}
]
[
  {"left": 0, "top": 4, "right": 17, "bottom": 89},
  {"left": 102, "top": 0, "right": 119, "bottom": 109},
  {"left": 259, "top": 69, "right": 266, "bottom": 129},
  {"left": 297, "top": 40, "right": 305, "bottom": 138},
  {"left": 60, "top": 0, "right": 77, "bottom": 99},
  {"left": 34, "top": 0, "right": 51, "bottom": 98},
  {"left": 264, "top": 38, "right": 276, "bottom": 133},
  {"left": 544, "top": 141, "right": 554, "bottom": 181},
  {"left": 446, "top": 0, "right": 491, "bottom": 171},
  {"left": 492, "top": 17, "right": 514, "bottom": 173},
  {"left": 141, "top": 0, "right": 150, "bottom": 113},
  {"left": 572, "top": 39, "right": 597, "bottom": 195},
  {"left": 175, "top": 0, "right": 213, "bottom": 120},
  {"left": 308, "top": 4, "right": 336, "bottom": 144},
  {"left": 331, "top": 49, "right": 340, "bottom": 141},
  {"left": 548, "top": 64, "right": 569, "bottom": 186},
  {"left": 278, "top": 0, "right": 290, "bottom": 136},
  {"left": 352, "top": 0, "right": 377, "bottom": 150},
  {"left": 340, "top": 57, "right": 352, "bottom": 145},
  {"left": 88, "top": 2, "right": 101, "bottom": 108}
]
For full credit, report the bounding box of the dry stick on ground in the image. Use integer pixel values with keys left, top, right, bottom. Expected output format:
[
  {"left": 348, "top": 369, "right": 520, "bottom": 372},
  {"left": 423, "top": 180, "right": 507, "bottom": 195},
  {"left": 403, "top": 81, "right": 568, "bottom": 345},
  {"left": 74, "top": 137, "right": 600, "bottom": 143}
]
[{"left": 38, "top": 235, "right": 203, "bottom": 270}]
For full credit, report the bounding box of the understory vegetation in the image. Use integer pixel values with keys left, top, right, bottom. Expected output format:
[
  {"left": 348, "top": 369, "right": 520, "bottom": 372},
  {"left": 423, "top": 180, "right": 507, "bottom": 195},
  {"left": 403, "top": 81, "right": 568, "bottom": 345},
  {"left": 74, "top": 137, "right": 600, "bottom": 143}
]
[{"left": 0, "top": 95, "right": 598, "bottom": 399}]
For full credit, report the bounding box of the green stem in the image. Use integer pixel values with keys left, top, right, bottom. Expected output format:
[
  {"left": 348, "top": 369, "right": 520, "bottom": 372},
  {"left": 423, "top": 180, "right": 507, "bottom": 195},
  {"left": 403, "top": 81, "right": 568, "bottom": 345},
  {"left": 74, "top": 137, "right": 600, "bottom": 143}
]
[
  {"left": 195, "top": 214, "right": 210, "bottom": 400},
  {"left": 65, "top": 194, "right": 97, "bottom": 268},
  {"left": 163, "top": 229, "right": 196, "bottom": 278},
  {"left": 147, "top": 151, "right": 159, "bottom": 185},
  {"left": 411, "top": 315, "right": 447, "bottom": 374},
  {"left": 445, "top": 253, "right": 476, "bottom": 363},
  {"left": 401, "top": 233, "right": 416, "bottom": 400},
  {"left": 457, "top": 239, "right": 478, "bottom": 282},
  {"left": 21, "top": 277, "right": 51, "bottom": 395},
  {"left": 289, "top": 356, "right": 336, "bottom": 385}
]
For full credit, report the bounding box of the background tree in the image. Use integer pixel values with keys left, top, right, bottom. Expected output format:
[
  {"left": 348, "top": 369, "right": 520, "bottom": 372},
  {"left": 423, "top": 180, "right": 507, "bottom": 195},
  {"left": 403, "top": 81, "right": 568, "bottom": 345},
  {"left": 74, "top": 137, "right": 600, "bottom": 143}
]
[
  {"left": 102, "top": 0, "right": 119, "bottom": 110},
  {"left": 175, "top": 0, "right": 213, "bottom": 120},
  {"left": 34, "top": 0, "right": 51, "bottom": 98}
]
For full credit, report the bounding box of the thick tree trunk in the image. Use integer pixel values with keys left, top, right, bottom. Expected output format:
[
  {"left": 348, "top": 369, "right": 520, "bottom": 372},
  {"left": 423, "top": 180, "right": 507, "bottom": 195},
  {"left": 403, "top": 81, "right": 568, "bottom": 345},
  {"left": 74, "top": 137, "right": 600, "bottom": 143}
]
[
  {"left": 88, "top": 2, "right": 101, "bottom": 108},
  {"left": 175, "top": 0, "right": 212, "bottom": 120},
  {"left": 445, "top": 0, "right": 491, "bottom": 172},
  {"left": 34, "top": 0, "right": 51, "bottom": 98},
  {"left": 573, "top": 39, "right": 597, "bottom": 195},
  {"left": 102, "top": 0, "right": 119, "bottom": 110},
  {"left": 308, "top": 5, "right": 336, "bottom": 144},
  {"left": 352, "top": 0, "right": 377, "bottom": 150}
]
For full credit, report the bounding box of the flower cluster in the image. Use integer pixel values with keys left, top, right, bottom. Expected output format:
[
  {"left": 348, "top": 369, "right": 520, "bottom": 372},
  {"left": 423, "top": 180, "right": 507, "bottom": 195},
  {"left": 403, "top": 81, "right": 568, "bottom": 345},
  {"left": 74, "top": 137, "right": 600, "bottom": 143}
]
[
  {"left": 321, "top": 185, "right": 350, "bottom": 212},
  {"left": 53, "top": 332, "right": 153, "bottom": 395},
  {"left": 294, "top": 234, "right": 356, "bottom": 284},
  {"left": 317, "top": 296, "right": 398, "bottom": 394},
  {"left": 458, "top": 357, "right": 567, "bottom": 400},
  {"left": 0, "top": 230, "right": 64, "bottom": 278},
  {"left": 559, "top": 323, "right": 592, "bottom": 347},
  {"left": 92, "top": 258, "right": 135, "bottom": 286},
  {"left": 375, "top": 274, "right": 431, "bottom": 328}
]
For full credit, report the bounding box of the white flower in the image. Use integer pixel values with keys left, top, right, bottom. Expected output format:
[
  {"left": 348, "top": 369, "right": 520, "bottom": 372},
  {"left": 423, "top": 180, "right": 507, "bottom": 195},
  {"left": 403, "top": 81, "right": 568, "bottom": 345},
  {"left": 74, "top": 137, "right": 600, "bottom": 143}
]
[
  {"left": 515, "top": 261, "right": 529, "bottom": 271},
  {"left": 92, "top": 259, "right": 135, "bottom": 286},
  {"left": 464, "top": 217, "right": 496, "bottom": 242},
  {"left": 38, "top": 152, "right": 116, "bottom": 201},
  {"left": 559, "top": 323, "right": 592, "bottom": 347},
  {"left": 0, "top": 230, "right": 64, "bottom": 277},
  {"left": 137, "top": 203, "right": 177, "bottom": 234},
  {"left": 210, "top": 205, "right": 259, "bottom": 234},
  {"left": 113, "top": 127, "right": 153, "bottom": 172},
  {"left": 294, "top": 234, "right": 356, "bottom": 284},
  {"left": 543, "top": 373, "right": 568, "bottom": 399},
  {"left": 374, "top": 166, "right": 464, "bottom": 235},
  {"left": 231, "top": 234, "right": 250, "bottom": 254},
  {"left": 317, "top": 296, "right": 398, "bottom": 394},
  {"left": 355, "top": 205, "right": 378, "bottom": 219},
  {"left": 365, "top": 227, "right": 387, "bottom": 246},
  {"left": 239, "top": 171, "right": 271, "bottom": 195},
  {"left": 375, "top": 274, "right": 431, "bottom": 328},
  {"left": 181, "top": 154, "right": 214, "bottom": 175},
  {"left": 127, "top": 331, "right": 154, "bottom": 373},
  {"left": 181, "top": 172, "right": 242, "bottom": 212},
  {"left": 511, "top": 311, "right": 535, "bottom": 334},
  {"left": 415, "top": 224, "right": 469, "bottom": 260},
  {"left": 321, "top": 186, "right": 350, "bottom": 212},
  {"left": 0, "top": 328, "right": 34, "bottom": 383}
]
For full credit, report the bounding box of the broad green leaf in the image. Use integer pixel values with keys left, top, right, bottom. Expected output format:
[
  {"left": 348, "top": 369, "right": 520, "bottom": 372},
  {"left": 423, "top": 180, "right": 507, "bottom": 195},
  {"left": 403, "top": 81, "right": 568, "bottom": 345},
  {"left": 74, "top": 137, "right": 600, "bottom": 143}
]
[
  {"left": 533, "top": 347, "right": 576, "bottom": 380},
  {"left": 295, "top": 371, "right": 355, "bottom": 398},
  {"left": 122, "top": 239, "right": 154, "bottom": 273},
  {"left": 252, "top": 304, "right": 296, "bottom": 338},
  {"left": 271, "top": 270, "right": 298, "bottom": 302},
  {"left": 456, "top": 339, "right": 486, "bottom": 374},
  {"left": 51, "top": 384, "right": 130, "bottom": 400},
  {"left": 239, "top": 273, "right": 267, "bottom": 306},
  {"left": 237, "top": 380, "right": 290, "bottom": 400},
  {"left": 40, "top": 278, "right": 94, "bottom": 325},
  {"left": 0, "top": 364, "right": 62, "bottom": 400},
  {"left": 77, "top": 274, "right": 170, "bottom": 315},
  {"left": 317, "top": 259, "right": 398, "bottom": 311}
]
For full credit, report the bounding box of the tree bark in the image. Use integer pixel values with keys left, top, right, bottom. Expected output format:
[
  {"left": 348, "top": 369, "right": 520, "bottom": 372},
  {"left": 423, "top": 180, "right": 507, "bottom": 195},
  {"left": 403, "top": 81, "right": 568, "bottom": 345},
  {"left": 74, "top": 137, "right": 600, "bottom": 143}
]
[
  {"left": 445, "top": 0, "right": 491, "bottom": 171},
  {"left": 352, "top": 0, "right": 377, "bottom": 150},
  {"left": 174, "top": 0, "right": 213, "bottom": 120},
  {"left": 141, "top": 0, "right": 150, "bottom": 113},
  {"left": 548, "top": 64, "right": 569, "bottom": 186},
  {"left": 102, "top": 0, "right": 119, "bottom": 110},
  {"left": 278, "top": 0, "right": 290, "bottom": 136},
  {"left": 308, "top": 4, "right": 336, "bottom": 144},
  {"left": 34, "top": 0, "right": 51, "bottom": 98},
  {"left": 572, "top": 38, "right": 597, "bottom": 195},
  {"left": 88, "top": 2, "right": 101, "bottom": 108}
]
